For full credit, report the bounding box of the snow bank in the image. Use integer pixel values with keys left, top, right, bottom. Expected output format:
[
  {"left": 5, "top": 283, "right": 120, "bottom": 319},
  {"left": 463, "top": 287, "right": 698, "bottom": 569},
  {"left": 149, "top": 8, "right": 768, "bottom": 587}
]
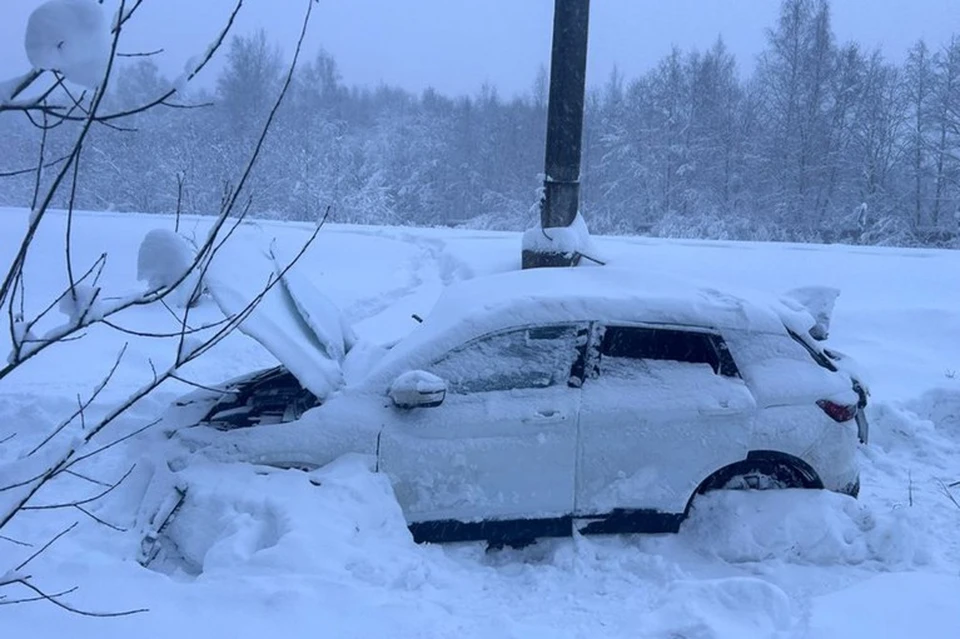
[
  {"left": 866, "top": 390, "right": 958, "bottom": 467},
  {"left": 25, "top": 0, "right": 111, "bottom": 89},
  {"left": 642, "top": 577, "right": 793, "bottom": 638},
  {"left": 3, "top": 208, "right": 960, "bottom": 638},
  {"left": 680, "top": 489, "right": 928, "bottom": 568},
  {"left": 144, "top": 455, "right": 422, "bottom": 582},
  {"left": 907, "top": 387, "right": 960, "bottom": 438},
  {"left": 809, "top": 572, "right": 960, "bottom": 638}
]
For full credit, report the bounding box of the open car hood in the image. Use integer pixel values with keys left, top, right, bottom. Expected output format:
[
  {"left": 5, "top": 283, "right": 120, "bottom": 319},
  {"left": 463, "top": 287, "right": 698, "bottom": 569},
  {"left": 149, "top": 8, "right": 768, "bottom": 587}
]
[{"left": 204, "top": 229, "right": 354, "bottom": 400}]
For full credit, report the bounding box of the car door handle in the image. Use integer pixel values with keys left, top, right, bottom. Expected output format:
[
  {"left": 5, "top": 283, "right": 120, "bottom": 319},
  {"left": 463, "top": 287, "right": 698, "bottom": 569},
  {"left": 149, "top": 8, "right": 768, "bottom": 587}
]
[
  {"left": 698, "top": 400, "right": 742, "bottom": 416},
  {"left": 699, "top": 407, "right": 740, "bottom": 416},
  {"left": 523, "top": 410, "right": 566, "bottom": 424}
]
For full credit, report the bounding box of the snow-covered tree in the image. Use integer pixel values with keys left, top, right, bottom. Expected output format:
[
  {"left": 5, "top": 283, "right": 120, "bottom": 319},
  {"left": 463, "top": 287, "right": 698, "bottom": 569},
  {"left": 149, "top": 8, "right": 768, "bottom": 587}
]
[{"left": 0, "top": 0, "right": 321, "bottom": 614}]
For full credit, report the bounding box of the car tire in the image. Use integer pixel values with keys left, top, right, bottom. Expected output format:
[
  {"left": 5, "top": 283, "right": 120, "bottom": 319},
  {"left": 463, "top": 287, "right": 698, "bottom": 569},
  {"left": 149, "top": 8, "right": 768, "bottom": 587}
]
[
  {"left": 682, "top": 454, "right": 825, "bottom": 521},
  {"left": 697, "top": 460, "right": 810, "bottom": 495}
]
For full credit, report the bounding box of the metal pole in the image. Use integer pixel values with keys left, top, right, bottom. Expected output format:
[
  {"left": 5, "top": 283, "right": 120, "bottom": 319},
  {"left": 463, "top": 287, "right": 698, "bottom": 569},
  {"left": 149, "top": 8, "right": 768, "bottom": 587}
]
[{"left": 541, "top": 0, "right": 590, "bottom": 229}]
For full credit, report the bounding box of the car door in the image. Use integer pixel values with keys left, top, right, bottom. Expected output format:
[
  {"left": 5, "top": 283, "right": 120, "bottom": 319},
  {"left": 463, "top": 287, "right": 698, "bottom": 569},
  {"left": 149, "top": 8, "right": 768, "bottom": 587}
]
[
  {"left": 378, "top": 323, "right": 588, "bottom": 536},
  {"left": 575, "top": 324, "right": 756, "bottom": 527}
]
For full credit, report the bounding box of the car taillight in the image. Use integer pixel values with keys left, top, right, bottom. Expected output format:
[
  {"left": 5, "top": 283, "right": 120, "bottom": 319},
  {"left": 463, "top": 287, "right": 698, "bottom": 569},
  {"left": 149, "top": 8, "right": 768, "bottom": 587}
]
[{"left": 817, "top": 399, "right": 858, "bottom": 423}]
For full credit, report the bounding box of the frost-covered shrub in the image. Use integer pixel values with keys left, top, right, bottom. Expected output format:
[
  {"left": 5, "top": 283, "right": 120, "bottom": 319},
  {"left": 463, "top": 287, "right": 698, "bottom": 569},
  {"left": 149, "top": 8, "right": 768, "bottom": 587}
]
[{"left": 859, "top": 215, "right": 918, "bottom": 247}]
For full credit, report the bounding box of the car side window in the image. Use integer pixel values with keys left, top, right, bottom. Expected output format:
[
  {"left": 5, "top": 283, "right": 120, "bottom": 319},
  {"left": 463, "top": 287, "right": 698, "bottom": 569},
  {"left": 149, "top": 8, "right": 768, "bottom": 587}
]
[
  {"left": 429, "top": 324, "right": 586, "bottom": 394},
  {"left": 597, "top": 326, "right": 739, "bottom": 378}
]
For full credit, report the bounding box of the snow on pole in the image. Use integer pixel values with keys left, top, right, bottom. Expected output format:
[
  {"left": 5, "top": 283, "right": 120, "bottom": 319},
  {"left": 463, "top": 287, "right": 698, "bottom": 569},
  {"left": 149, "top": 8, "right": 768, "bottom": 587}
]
[{"left": 24, "top": 0, "right": 111, "bottom": 89}]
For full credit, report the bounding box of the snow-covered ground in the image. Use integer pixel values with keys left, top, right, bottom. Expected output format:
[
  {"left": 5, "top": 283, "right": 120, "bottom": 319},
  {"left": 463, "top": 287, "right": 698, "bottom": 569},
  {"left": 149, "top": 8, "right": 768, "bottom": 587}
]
[{"left": 1, "top": 207, "right": 958, "bottom": 638}]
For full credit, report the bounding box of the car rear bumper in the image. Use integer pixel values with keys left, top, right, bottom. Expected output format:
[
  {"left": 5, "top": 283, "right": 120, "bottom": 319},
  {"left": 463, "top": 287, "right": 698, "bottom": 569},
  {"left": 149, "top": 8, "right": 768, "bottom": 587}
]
[
  {"left": 856, "top": 411, "right": 869, "bottom": 444},
  {"left": 837, "top": 474, "right": 860, "bottom": 498}
]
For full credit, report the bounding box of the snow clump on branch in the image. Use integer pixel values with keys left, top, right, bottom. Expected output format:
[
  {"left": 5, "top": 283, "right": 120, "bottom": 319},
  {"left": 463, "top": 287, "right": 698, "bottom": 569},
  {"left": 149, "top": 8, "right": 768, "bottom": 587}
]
[
  {"left": 137, "top": 229, "right": 204, "bottom": 308},
  {"left": 24, "top": 0, "right": 111, "bottom": 89}
]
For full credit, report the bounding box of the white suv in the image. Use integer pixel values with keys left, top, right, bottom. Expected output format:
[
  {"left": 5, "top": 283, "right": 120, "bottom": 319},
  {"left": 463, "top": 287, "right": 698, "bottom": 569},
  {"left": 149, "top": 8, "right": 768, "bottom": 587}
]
[{"left": 151, "top": 267, "right": 868, "bottom": 548}]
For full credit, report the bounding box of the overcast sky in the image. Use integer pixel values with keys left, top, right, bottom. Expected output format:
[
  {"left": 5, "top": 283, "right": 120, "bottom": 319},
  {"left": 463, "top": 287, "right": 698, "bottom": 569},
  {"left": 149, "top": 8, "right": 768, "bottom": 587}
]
[{"left": 2, "top": 1, "right": 959, "bottom": 97}]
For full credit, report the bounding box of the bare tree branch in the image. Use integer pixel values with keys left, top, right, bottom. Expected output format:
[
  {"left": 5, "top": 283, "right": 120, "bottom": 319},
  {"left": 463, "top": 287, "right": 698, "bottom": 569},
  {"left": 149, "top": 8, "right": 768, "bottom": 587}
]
[
  {"left": 0, "top": 6, "right": 126, "bottom": 311},
  {"left": 28, "top": 345, "right": 127, "bottom": 456},
  {"left": 117, "top": 49, "right": 164, "bottom": 58},
  {"left": 3, "top": 70, "right": 42, "bottom": 104},
  {"left": 65, "top": 143, "right": 83, "bottom": 294},
  {"left": 0, "top": 585, "right": 79, "bottom": 606},
  {"left": 0, "top": 0, "right": 322, "bottom": 618},
  {"left": 4, "top": 579, "right": 147, "bottom": 617},
  {"left": 6, "top": 254, "right": 107, "bottom": 368},
  {"left": 0, "top": 155, "right": 70, "bottom": 179},
  {"left": 170, "top": 374, "right": 239, "bottom": 395},
  {"left": 66, "top": 420, "right": 159, "bottom": 469},
  {"left": 0, "top": 535, "right": 31, "bottom": 548},
  {"left": 76, "top": 393, "right": 88, "bottom": 432},
  {"left": 0, "top": 0, "right": 148, "bottom": 107},
  {"left": 160, "top": 99, "right": 215, "bottom": 110},
  {"left": 62, "top": 469, "right": 112, "bottom": 488},
  {"left": 938, "top": 478, "right": 960, "bottom": 510},
  {"left": 15, "top": 522, "right": 78, "bottom": 572},
  {"left": 31, "top": 110, "right": 49, "bottom": 211},
  {"left": 73, "top": 505, "right": 127, "bottom": 532},
  {"left": 23, "top": 464, "right": 136, "bottom": 511},
  {"left": 8, "top": 0, "right": 245, "bottom": 128},
  {"left": 100, "top": 315, "right": 233, "bottom": 339}
]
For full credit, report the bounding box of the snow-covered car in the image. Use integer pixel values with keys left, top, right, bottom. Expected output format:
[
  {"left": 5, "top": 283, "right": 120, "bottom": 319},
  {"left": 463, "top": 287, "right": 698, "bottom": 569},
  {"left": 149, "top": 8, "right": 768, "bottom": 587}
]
[{"left": 152, "top": 267, "right": 868, "bottom": 548}]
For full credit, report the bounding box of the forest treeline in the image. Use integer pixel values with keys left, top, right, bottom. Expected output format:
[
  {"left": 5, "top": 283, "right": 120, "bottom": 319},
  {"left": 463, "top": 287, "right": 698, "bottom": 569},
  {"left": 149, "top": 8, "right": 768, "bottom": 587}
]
[{"left": 2, "top": 0, "right": 959, "bottom": 246}]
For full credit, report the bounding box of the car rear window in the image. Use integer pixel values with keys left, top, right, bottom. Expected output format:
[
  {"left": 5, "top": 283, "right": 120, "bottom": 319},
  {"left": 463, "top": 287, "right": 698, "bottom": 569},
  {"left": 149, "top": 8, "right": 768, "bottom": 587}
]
[{"left": 598, "top": 326, "right": 739, "bottom": 378}]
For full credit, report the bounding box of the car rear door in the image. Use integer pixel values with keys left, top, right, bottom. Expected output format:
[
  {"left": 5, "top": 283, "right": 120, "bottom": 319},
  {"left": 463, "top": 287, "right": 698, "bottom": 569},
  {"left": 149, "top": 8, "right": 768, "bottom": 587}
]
[
  {"left": 575, "top": 324, "right": 756, "bottom": 527},
  {"left": 378, "top": 323, "right": 588, "bottom": 540}
]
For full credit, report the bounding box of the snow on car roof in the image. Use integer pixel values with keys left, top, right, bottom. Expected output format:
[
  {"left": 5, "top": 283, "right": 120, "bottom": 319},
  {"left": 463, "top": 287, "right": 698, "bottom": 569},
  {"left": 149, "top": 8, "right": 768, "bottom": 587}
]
[{"left": 366, "top": 266, "right": 790, "bottom": 384}]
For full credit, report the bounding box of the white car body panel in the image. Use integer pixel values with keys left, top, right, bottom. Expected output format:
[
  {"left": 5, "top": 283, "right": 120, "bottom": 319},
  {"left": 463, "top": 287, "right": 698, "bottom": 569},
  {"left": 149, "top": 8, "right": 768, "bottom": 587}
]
[
  {"left": 577, "top": 358, "right": 756, "bottom": 515},
  {"left": 379, "top": 385, "right": 580, "bottom": 523}
]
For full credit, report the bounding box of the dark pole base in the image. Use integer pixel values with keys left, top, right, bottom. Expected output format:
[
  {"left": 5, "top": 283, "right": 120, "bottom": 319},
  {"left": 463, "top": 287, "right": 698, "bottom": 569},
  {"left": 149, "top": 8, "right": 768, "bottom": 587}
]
[{"left": 521, "top": 249, "right": 583, "bottom": 270}]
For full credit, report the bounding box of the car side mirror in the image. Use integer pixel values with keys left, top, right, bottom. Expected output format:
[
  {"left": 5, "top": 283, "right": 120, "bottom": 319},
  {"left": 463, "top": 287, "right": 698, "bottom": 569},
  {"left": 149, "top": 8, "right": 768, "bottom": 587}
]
[{"left": 388, "top": 370, "right": 447, "bottom": 409}]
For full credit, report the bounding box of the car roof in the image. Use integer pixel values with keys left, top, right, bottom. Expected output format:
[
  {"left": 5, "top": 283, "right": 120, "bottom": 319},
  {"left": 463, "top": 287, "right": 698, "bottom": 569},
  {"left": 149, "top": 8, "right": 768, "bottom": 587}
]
[{"left": 365, "top": 266, "right": 791, "bottom": 384}]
